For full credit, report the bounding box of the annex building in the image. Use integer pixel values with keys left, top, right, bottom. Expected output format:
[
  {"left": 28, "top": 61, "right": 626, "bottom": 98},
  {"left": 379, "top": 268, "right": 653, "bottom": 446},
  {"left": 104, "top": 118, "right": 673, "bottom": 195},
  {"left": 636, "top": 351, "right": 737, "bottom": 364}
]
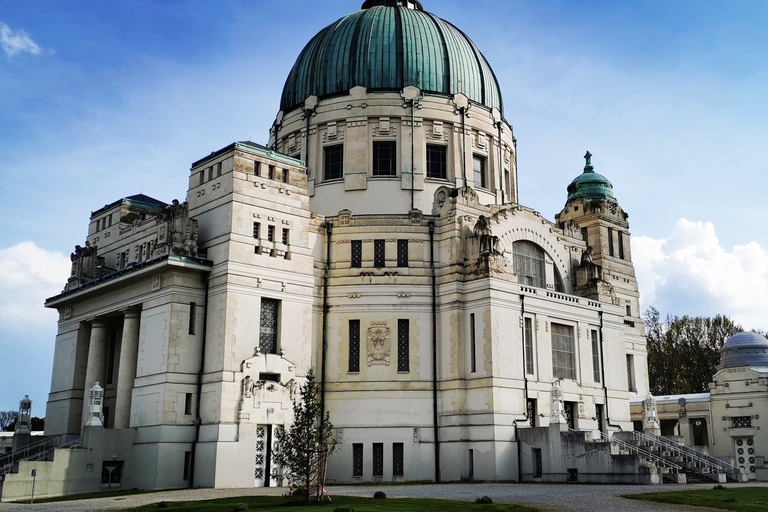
[{"left": 1, "top": 0, "right": 702, "bottom": 499}]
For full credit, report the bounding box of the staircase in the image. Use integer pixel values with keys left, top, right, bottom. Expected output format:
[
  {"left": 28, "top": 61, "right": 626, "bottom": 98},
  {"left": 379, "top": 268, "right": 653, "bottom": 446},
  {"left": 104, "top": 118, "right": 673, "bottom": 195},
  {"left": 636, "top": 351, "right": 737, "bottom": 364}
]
[
  {"left": 589, "top": 430, "right": 686, "bottom": 483},
  {"left": 0, "top": 435, "right": 81, "bottom": 476},
  {"left": 614, "top": 431, "right": 748, "bottom": 483}
]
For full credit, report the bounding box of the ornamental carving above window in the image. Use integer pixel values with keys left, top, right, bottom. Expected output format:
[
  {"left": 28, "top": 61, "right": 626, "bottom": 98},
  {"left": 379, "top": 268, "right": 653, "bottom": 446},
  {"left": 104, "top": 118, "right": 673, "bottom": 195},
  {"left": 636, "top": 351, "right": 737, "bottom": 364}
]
[{"left": 367, "top": 326, "right": 391, "bottom": 366}]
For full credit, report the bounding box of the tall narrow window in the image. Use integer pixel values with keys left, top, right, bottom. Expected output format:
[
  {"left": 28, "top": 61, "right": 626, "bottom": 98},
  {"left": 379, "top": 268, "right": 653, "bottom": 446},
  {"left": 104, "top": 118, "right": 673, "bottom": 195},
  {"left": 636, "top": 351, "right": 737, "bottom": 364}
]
[
  {"left": 513, "top": 241, "right": 545, "bottom": 288},
  {"left": 349, "top": 320, "right": 360, "bottom": 372},
  {"left": 398, "top": 319, "right": 409, "bottom": 372},
  {"left": 106, "top": 329, "right": 117, "bottom": 385},
  {"left": 551, "top": 323, "right": 576, "bottom": 380},
  {"left": 426, "top": 144, "right": 447, "bottom": 179},
  {"left": 627, "top": 354, "right": 636, "bottom": 392},
  {"left": 268, "top": 165, "right": 275, "bottom": 180},
  {"left": 259, "top": 298, "right": 279, "bottom": 354},
  {"left": 581, "top": 228, "right": 589, "bottom": 248},
  {"left": 216, "top": 162, "right": 222, "bottom": 177},
  {"left": 393, "top": 443, "right": 404, "bottom": 477},
  {"left": 527, "top": 399, "right": 537, "bottom": 427},
  {"left": 608, "top": 227, "right": 615, "bottom": 257},
  {"left": 473, "top": 155, "right": 486, "bottom": 188},
  {"left": 372, "top": 141, "right": 397, "bottom": 176},
  {"left": 352, "top": 443, "right": 363, "bottom": 477},
  {"left": 504, "top": 169, "right": 511, "bottom": 199},
  {"left": 524, "top": 317, "right": 534, "bottom": 375},
  {"left": 268, "top": 225, "right": 275, "bottom": 242},
  {"left": 188, "top": 303, "right": 196, "bottom": 335},
  {"left": 595, "top": 404, "right": 605, "bottom": 434},
  {"left": 282, "top": 228, "right": 290, "bottom": 245},
  {"left": 183, "top": 451, "right": 192, "bottom": 480},
  {"left": 253, "top": 222, "right": 260, "bottom": 239},
  {"left": 374, "top": 239, "right": 385, "bottom": 268},
  {"left": 254, "top": 161, "right": 260, "bottom": 176},
  {"left": 282, "top": 169, "right": 289, "bottom": 183},
  {"left": 184, "top": 393, "right": 193, "bottom": 415},
  {"left": 618, "top": 231, "right": 625, "bottom": 259},
  {"left": 324, "top": 145, "right": 344, "bottom": 180},
  {"left": 564, "top": 401, "right": 576, "bottom": 430},
  {"left": 372, "top": 443, "right": 384, "bottom": 477},
  {"left": 470, "top": 313, "right": 477, "bottom": 373},
  {"left": 591, "top": 330, "right": 601, "bottom": 383},
  {"left": 397, "top": 239, "right": 409, "bottom": 267},
  {"left": 351, "top": 240, "right": 362, "bottom": 268},
  {"left": 626, "top": 305, "right": 632, "bottom": 317}
]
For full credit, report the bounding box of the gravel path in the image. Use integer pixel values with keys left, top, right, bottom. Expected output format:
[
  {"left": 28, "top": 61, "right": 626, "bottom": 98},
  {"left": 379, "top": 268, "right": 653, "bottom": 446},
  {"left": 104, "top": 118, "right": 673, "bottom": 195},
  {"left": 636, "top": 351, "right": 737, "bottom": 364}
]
[{"left": 1, "top": 482, "right": 765, "bottom": 512}]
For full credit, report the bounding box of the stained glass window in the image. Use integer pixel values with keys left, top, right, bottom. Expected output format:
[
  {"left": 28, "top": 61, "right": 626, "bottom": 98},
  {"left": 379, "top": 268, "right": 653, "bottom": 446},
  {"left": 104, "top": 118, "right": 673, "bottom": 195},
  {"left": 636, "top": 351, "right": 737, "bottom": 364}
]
[{"left": 259, "top": 298, "right": 279, "bottom": 354}]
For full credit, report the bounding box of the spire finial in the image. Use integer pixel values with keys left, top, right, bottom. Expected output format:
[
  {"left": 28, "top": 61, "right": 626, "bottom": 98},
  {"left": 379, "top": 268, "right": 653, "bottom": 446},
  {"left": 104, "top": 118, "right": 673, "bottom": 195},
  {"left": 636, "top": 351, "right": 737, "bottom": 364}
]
[{"left": 583, "top": 151, "right": 594, "bottom": 173}]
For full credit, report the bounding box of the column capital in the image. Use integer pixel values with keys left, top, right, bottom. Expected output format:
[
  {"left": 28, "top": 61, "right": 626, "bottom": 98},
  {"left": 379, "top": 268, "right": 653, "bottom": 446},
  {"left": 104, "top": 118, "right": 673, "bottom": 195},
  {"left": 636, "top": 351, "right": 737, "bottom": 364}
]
[
  {"left": 89, "top": 318, "right": 111, "bottom": 329},
  {"left": 121, "top": 307, "right": 142, "bottom": 320}
]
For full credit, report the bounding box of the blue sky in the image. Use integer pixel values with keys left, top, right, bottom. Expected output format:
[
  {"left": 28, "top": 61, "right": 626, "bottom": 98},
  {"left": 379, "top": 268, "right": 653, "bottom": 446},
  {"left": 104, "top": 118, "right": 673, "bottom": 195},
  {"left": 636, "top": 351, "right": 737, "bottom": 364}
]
[{"left": 1, "top": 0, "right": 767, "bottom": 412}]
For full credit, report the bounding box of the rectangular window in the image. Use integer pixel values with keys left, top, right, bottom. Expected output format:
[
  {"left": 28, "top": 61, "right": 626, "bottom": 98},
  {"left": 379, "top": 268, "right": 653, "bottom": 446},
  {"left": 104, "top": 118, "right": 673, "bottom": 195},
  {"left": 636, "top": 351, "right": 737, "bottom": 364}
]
[
  {"left": 282, "top": 169, "right": 289, "bottom": 183},
  {"left": 183, "top": 451, "right": 192, "bottom": 481},
  {"left": 426, "top": 144, "right": 447, "bottom": 179},
  {"left": 398, "top": 319, "right": 409, "bottom": 372},
  {"left": 259, "top": 298, "right": 279, "bottom": 354},
  {"left": 591, "top": 330, "right": 601, "bottom": 383},
  {"left": 254, "top": 161, "right": 260, "bottom": 176},
  {"left": 349, "top": 320, "right": 360, "bottom": 373},
  {"left": 397, "top": 239, "right": 409, "bottom": 267},
  {"left": 626, "top": 305, "right": 632, "bottom": 316},
  {"left": 595, "top": 404, "right": 605, "bottom": 433},
  {"left": 731, "top": 416, "right": 752, "bottom": 428},
  {"left": 216, "top": 162, "right": 222, "bottom": 177},
  {"left": 608, "top": 227, "right": 615, "bottom": 257},
  {"left": 268, "top": 165, "right": 275, "bottom": 180},
  {"left": 473, "top": 155, "right": 486, "bottom": 189},
  {"left": 282, "top": 228, "right": 290, "bottom": 245},
  {"left": 324, "top": 145, "right": 344, "bottom": 180},
  {"left": 626, "top": 354, "right": 636, "bottom": 392},
  {"left": 372, "top": 141, "right": 397, "bottom": 177},
  {"left": 259, "top": 372, "right": 280, "bottom": 382},
  {"left": 581, "top": 227, "right": 589, "bottom": 247},
  {"left": 393, "top": 442, "right": 404, "bottom": 477},
  {"left": 527, "top": 398, "right": 537, "bottom": 427},
  {"left": 372, "top": 443, "right": 384, "bottom": 477},
  {"left": 268, "top": 225, "right": 275, "bottom": 243},
  {"left": 524, "top": 317, "right": 534, "bottom": 375},
  {"left": 188, "top": 303, "right": 196, "bottom": 335},
  {"left": 199, "top": 171, "right": 205, "bottom": 187},
  {"left": 253, "top": 222, "right": 260, "bottom": 240},
  {"left": 470, "top": 313, "right": 477, "bottom": 373},
  {"left": 352, "top": 443, "right": 363, "bottom": 477},
  {"left": 351, "top": 240, "right": 362, "bottom": 268},
  {"left": 551, "top": 323, "right": 576, "bottom": 380},
  {"left": 184, "top": 393, "right": 193, "bottom": 415},
  {"left": 618, "top": 231, "right": 625, "bottom": 259},
  {"left": 374, "top": 239, "right": 386, "bottom": 268},
  {"left": 564, "top": 401, "right": 576, "bottom": 430},
  {"left": 505, "top": 169, "right": 511, "bottom": 199},
  {"left": 207, "top": 167, "right": 213, "bottom": 182}
]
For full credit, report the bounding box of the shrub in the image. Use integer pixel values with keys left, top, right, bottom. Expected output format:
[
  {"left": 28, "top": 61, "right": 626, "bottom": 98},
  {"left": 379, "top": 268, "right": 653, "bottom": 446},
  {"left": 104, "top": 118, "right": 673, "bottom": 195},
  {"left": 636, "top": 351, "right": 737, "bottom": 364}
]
[
  {"left": 373, "top": 491, "right": 387, "bottom": 499},
  {"left": 476, "top": 495, "right": 494, "bottom": 504},
  {"left": 334, "top": 508, "right": 355, "bottom": 512},
  {"left": 233, "top": 504, "right": 249, "bottom": 512},
  {"left": 713, "top": 484, "right": 726, "bottom": 490},
  {"left": 157, "top": 502, "right": 169, "bottom": 509}
]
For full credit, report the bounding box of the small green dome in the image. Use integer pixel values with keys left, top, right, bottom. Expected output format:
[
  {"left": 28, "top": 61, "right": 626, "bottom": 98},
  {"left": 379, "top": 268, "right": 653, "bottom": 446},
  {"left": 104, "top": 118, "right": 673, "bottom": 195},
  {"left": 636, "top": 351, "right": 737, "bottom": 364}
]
[
  {"left": 280, "top": 1, "right": 503, "bottom": 113},
  {"left": 566, "top": 152, "right": 616, "bottom": 203}
]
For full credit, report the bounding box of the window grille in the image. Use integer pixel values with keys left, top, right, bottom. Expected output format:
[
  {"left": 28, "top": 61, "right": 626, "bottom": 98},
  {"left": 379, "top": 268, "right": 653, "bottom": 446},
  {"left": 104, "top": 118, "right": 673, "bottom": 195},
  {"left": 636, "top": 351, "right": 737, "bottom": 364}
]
[
  {"left": 551, "top": 323, "right": 576, "bottom": 380},
  {"left": 564, "top": 401, "right": 575, "bottom": 430},
  {"left": 372, "top": 443, "right": 384, "bottom": 476},
  {"left": 268, "top": 165, "right": 274, "bottom": 180},
  {"left": 533, "top": 449, "right": 542, "bottom": 478},
  {"left": 351, "top": 240, "right": 362, "bottom": 268},
  {"left": 253, "top": 222, "right": 260, "bottom": 239},
  {"left": 282, "top": 228, "right": 289, "bottom": 245},
  {"left": 473, "top": 155, "right": 486, "bottom": 188},
  {"left": 595, "top": 404, "right": 604, "bottom": 433},
  {"left": 524, "top": 318, "right": 534, "bottom": 375},
  {"left": 398, "top": 319, "right": 409, "bottom": 372},
  {"left": 268, "top": 226, "right": 275, "bottom": 242},
  {"left": 259, "top": 298, "right": 279, "bottom": 354},
  {"left": 513, "top": 241, "right": 545, "bottom": 288},
  {"left": 324, "top": 145, "right": 344, "bottom": 180},
  {"left": 591, "top": 330, "right": 601, "bottom": 383},
  {"left": 426, "top": 144, "right": 447, "bottom": 179},
  {"left": 349, "top": 320, "right": 360, "bottom": 372},
  {"left": 255, "top": 426, "right": 266, "bottom": 479},
  {"left": 527, "top": 399, "right": 537, "bottom": 427},
  {"left": 393, "top": 442, "right": 404, "bottom": 476},
  {"left": 732, "top": 416, "right": 752, "bottom": 428},
  {"left": 352, "top": 443, "right": 363, "bottom": 477},
  {"left": 397, "top": 239, "right": 409, "bottom": 267},
  {"left": 374, "top": 239, "right": 385, "bottom": 268},
  {"left": 372, "top": 141, "right": 397, "bottom": 176}
]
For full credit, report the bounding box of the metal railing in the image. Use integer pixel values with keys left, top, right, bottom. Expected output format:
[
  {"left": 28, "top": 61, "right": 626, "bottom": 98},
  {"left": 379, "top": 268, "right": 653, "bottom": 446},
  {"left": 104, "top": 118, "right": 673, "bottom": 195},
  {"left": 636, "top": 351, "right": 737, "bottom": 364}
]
[
  {"left": 577, "top": 429, "right": 683, "bottom": 473},
  {"left": 627, "top": 430, "right": 741, "bottom": 477},
  {"left": 0, "top": 435, "right": 82, "bottom": 476}
]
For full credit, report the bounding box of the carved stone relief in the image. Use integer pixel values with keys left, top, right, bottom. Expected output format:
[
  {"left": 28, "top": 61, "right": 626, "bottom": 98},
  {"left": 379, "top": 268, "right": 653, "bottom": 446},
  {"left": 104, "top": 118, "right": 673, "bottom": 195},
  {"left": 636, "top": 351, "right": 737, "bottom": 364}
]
[{"left": 367, "top": 324, "right": 391, "bottom": 366}]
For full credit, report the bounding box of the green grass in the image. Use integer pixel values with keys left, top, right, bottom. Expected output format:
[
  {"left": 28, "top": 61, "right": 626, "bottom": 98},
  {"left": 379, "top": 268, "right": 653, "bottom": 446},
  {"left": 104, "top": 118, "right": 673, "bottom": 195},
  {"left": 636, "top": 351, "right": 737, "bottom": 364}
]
[
  {"left": 625, "top": 487, "right": 768, "bottom": 511},
  {"left": 14, "top": 488, "right": 165, "bottom": 504},
  {"left": 127, "top": 495, "right": 538, "bottom": 512}
]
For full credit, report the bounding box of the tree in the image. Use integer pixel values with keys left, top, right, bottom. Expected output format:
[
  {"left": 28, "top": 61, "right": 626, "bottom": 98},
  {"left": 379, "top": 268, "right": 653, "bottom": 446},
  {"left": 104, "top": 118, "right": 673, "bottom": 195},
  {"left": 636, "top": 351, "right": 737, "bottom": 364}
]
[
  {"left": 271, "top": 368, "right": 336, "bottom": 505},
  {"left": 0, "top": 410, "right": 17, "bottom": 431},
  {"left": 644, "top": 307, "right": 743, "bottom": 395}
]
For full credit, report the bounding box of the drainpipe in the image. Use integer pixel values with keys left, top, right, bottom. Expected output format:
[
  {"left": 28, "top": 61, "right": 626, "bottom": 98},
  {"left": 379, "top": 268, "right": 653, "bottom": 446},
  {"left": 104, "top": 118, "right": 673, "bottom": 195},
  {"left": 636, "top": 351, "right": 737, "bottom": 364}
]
[
  {"left": 516, "top": 293, "right": 530, "bottom": 482},
  {"left": 460, "top": 107, "right": 468, "bottom": 187},
  {"left": 497, "top": 122, "right": 504, "bottom": 205},
  {"left": 302, "top": 106, "right": 314, "bottom": 175},
  {"left": 599, "top": 310, "right": 622, "bottom": 431},
  {"left": 189, "top": 272, "right": 209, "bottom": 489},
  {"left": 320, "top": 222, "right": 333, "bottom": 425},
  {"left": 410, "top": 99, "right": 416, "bottom": 212},
  {"left": 429, "top": 221, "right": 440, "bottom": 483},
  {"left": 513, "top": 137, "right": 519, "bottom": 204}
]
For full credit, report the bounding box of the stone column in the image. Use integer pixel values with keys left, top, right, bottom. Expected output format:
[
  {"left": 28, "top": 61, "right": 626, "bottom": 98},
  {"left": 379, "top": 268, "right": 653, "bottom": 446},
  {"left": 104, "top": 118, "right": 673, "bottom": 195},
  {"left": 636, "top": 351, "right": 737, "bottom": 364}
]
[
  {"left": 83, "top": 319, "right": 110, "bottom": 393},
  {"left": 114, "top": 309, "right": 141, "bottom": 429}
]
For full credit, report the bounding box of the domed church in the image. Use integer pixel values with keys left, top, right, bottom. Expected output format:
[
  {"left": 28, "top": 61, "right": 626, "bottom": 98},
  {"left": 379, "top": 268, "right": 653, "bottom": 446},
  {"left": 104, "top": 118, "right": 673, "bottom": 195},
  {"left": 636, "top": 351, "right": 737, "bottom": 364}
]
[{"left": 4, "top": 0, "right": 651, "bottom": 498}]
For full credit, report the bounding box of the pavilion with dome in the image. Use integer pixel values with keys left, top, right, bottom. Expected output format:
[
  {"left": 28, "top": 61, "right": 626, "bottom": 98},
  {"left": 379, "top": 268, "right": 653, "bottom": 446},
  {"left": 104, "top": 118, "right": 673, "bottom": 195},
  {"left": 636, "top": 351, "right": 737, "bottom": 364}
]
[{"left": 1, "top": 0, "right": 675, "bottom": 500}]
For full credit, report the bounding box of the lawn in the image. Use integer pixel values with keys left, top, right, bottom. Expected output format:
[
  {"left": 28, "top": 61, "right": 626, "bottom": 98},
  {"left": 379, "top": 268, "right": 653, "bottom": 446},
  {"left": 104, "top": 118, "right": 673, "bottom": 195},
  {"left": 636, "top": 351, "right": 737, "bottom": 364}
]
[
  {"left": 127, "top": 495, "right": 538, "bottom": 512},
  {"left": 625, "top": 487, "right": 768, "bottom": 512}
]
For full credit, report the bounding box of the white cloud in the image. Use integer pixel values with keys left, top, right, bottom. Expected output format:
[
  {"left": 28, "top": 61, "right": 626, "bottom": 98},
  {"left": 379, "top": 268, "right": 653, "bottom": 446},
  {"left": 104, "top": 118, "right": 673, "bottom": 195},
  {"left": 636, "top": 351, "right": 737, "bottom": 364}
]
[
  {"left": 0, "top": 22, "right": 42, "bottom": 57},
  {"left": 632, "top": 218, "right": 768, "bottom": 330},
  {"left": 0, "top": 241, "right": 69, "bottom": 325}
]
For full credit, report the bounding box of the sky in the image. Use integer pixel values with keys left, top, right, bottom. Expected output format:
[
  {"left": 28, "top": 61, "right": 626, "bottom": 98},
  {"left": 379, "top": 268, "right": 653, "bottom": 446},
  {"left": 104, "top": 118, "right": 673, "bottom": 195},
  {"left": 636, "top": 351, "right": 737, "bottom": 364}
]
[{"left": 1, "top": 0, "right": 767, "bottom": 412}]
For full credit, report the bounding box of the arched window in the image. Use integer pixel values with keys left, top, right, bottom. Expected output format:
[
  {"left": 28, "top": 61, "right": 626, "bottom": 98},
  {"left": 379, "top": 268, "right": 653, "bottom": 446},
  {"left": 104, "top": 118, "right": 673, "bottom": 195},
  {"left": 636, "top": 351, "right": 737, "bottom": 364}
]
[{"left": 513, "top": 241, "right": 545, "bottom": 288}]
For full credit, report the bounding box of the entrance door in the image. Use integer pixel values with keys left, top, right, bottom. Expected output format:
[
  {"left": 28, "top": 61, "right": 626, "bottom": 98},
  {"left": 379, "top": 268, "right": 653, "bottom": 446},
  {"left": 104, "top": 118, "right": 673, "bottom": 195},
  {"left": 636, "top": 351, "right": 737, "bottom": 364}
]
[
  {"left": 734, "top": 437, "right": 756, "bottom": 479},
  {"left": 254, "top": 424, "right": 283, "bottom": 487}
]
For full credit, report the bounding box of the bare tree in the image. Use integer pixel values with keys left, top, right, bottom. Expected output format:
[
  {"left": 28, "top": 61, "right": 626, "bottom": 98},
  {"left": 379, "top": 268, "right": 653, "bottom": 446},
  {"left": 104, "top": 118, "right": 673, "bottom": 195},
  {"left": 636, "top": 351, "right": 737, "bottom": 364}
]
[{"left": 0, "top": 410, "right": 17, "bottom": 431}]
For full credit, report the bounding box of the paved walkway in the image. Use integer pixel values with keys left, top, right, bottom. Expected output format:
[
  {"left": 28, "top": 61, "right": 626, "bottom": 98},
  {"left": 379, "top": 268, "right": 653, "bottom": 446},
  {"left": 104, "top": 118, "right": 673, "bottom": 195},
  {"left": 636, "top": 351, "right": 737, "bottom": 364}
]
[{"left": 1, "top": 482, "right": 765, "bottom": 512}]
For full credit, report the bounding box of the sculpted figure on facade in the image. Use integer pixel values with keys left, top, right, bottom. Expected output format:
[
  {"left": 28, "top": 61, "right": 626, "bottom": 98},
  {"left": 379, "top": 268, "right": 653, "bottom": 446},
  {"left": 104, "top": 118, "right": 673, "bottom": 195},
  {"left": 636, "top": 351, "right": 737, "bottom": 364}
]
[
  {"left": 64, "top": 241, "right": 106, "bottom": 292},
  {"left": 473, "top": 215, "right": 500, "bottom": 257},
  {"left": 152, "top": 199, "right": 199, "bottom": 258}
]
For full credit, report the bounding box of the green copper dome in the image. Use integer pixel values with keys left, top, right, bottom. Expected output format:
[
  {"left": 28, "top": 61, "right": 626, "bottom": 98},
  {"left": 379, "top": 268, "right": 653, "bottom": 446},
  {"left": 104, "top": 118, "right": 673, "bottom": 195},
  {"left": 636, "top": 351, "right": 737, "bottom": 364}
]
[
  {"left": 566, "top": 152, "right": 616, "bottom": 203},
  {"left": 280, "top": 1, "right": 503, "bottom": 113}
]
